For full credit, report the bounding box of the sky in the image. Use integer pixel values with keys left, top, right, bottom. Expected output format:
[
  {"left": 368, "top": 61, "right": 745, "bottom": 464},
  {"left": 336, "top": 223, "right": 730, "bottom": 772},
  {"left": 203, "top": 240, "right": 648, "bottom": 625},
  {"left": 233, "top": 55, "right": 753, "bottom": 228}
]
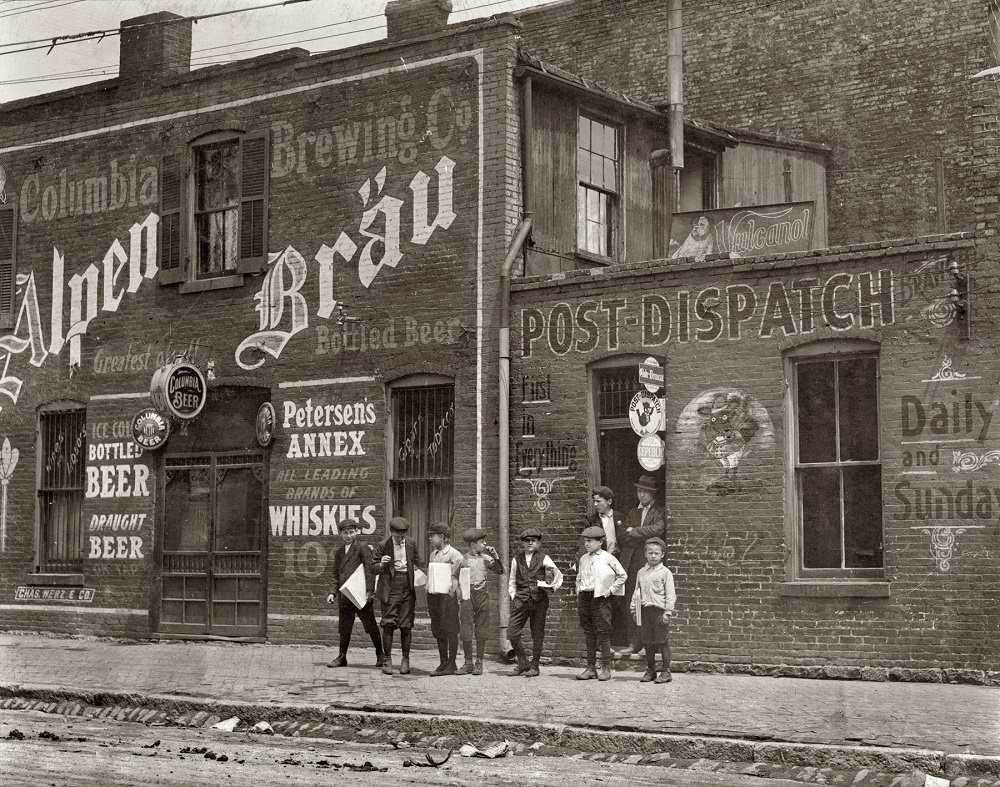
[{"left": 0, "top": 0, "right": 555, "bottom": 104}]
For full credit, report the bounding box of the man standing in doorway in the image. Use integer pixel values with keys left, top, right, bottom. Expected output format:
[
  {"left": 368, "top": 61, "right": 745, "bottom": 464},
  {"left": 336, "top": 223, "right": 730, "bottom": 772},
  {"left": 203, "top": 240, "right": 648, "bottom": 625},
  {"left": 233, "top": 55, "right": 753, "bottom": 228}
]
[{"left": 616, "top": 475, "right": 666, "bottom": 657}]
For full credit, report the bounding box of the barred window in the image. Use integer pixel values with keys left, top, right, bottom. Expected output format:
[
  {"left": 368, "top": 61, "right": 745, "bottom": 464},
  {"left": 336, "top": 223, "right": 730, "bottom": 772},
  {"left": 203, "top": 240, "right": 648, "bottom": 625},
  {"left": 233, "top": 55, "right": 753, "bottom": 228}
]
[{"left": 39, "top": 406, "right": 87, "bottom": 572}]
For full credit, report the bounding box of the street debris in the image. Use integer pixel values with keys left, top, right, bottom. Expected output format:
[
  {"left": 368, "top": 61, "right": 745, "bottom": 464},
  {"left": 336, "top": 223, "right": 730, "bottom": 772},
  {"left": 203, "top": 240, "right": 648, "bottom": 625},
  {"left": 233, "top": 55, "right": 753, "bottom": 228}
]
[
  {"left": 141, "top": 740, "right": 160, "bottom": 749},
  {"left": 403, "top": 748, "right": 452, "bottom": 768},
  {"left": 6, "top": 729, "right": 24, "bottom": 740},
  {"left": 251, "top": 721, "right": 274, "bottom": 735},
  {"left": 179, "top": 746, "right": 208, "bottom": 754},
  {"left": 344, "top": 761, "right": 387, "bottom": 772},
  {"left": 39, "top": 730, "right": 60, "bottom": 741},
  {"left": 278, "top": 757, "right": 302, "bottom": 766},
  {"left": 458, "top": 741, "right": 511, "bottom": 759},
  {"left": 210, "top": 717, "right": 241, "bottom": 732}
]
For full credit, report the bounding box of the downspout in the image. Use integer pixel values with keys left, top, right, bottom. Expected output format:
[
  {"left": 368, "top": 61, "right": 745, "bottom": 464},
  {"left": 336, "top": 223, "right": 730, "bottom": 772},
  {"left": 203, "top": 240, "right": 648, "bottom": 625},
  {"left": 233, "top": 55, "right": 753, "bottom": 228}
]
[
  {"left": 498, "top": 212, "right": 533, "bottom": 659},
  {"left": 667, "top": 0, "right": 684, "bottom": 171}
]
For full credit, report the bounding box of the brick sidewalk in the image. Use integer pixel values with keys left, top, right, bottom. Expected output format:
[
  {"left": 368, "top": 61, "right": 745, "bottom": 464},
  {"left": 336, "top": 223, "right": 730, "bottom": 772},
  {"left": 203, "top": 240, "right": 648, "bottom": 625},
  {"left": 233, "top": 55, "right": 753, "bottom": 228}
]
[{"left": 0, "top": 634, "right": 996, "bottom": 756}]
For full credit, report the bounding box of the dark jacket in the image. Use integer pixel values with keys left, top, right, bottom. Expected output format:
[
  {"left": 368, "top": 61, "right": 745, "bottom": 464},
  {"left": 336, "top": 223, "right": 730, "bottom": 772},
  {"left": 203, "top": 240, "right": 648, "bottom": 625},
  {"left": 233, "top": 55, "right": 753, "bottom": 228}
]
[
  {"left": 617, "top": 504, "right": 666, "bottom": 571},
  {"left": 587, "top": 510, "right": 623, "bottom": 556},
  {"left": 331, "top": 540, "right": 376, "bottom": 604},
  {"left": 374, "top": 535, "right": 422, "bottom": 605}
]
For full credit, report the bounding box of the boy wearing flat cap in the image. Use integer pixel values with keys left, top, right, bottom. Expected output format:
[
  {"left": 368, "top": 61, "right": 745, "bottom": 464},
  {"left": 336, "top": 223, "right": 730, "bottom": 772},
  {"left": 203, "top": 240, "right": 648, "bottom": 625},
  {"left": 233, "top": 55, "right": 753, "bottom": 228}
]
[
  {"left": 375, "top": 516, "right": 422, "bottom": 676},
  {"left": 576, "top": 524, "right": 628, "bottom": 681},
  {"left": 458, "top": 528, "right": 503, "bottom": 675},
  {"left": 616, "top": 474, "right": 667, "bottom": 657},
  {"left": 507, "top": 527, "right": 562, "bottom": 677},
  {"left": 427, "top": 522, "right": 464, "bottom": 676},
  {"left": 629, "top": 536, "right": 676, "bottom": 683},
  {"left": 325, "top": 520, "right": 384, "bottom": 668}
]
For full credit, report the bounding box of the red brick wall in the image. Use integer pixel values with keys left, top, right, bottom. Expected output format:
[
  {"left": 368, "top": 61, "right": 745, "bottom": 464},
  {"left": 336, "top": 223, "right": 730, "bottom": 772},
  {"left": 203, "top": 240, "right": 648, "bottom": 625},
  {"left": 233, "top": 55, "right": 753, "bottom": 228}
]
[
  {"left": 0, "top": 21, "right": 520, "bottom": 646},
  {"left": 509, "top": 237, "right": 1000, "bottom": 673},
  {"left": 517, "top": 0, "right": 987, "bottom": 246}
]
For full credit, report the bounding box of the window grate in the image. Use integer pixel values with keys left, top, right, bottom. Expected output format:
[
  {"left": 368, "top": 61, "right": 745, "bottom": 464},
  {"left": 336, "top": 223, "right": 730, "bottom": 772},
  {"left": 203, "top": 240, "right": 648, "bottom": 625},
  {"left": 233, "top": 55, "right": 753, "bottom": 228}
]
[
  {"left": 597, "top": 368, "right": 640, "bottom": 420},
  {"left": 39, "top": 408, "right": 87, "bottom": 571}
]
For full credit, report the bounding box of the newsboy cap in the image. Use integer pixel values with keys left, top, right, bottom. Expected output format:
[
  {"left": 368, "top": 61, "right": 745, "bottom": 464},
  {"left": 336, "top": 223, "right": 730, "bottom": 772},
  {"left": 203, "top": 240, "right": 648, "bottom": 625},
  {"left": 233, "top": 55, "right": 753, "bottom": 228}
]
[
  {"left": 581, "top": 525, "right": 607, "bottom": 540},
  {"left": 592, "top": 485, "right": 614, "bottom": 501},
  {"left": 463, "top": 527, "right": 486, "bottom": 543},
  {"left": 428, "top": 522, "right": 452, "bottom": 538},
  {"left": 339, "top": 520, "right": 360, "bottom": 532},
  {"left": 634, "top": 474, "right": 659, "bottom": 492},
  {"left": 388, "top": 516, "right": 409, "bottom": 533},
  {"left": 519, "top": 528, "right": 542, "bottom": 541},
  {"left": 645, "top": 536, "right": 666, "bottom": 549}
]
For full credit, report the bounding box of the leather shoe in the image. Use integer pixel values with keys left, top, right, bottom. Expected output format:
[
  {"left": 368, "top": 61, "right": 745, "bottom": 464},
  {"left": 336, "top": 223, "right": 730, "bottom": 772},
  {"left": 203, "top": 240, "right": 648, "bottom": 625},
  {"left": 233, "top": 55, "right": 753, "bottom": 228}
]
[
  {"left": 456, "top": 661, "right": 474, "bottom": 675},
  {"left": 399, "top": 658, "right": 410, "bottom": 675},
  {"left": 523, "top": 665, "right": 540, "bottom": 677},
  {"left": 640, "top": 669, "right": 656, "bottom": 682},
  {"left": 327, "top": 655, "right": 348, "bottom": 668},
  {"left": 576, "top": 667, "right": 598, "bottom": 680},
  {"left": 381, "top": 657, "right": 394, "bottom": 675},
  {"left": 472, "top": 661, "right": 483, "bottom": 676},
  {"left": 654, "top": 671, "right": 672, "bottom": 684},
  {"left": 598, "top": 666, "right": 612, "bottom": 681},
  {"left": 375, "top": 655, "right": 386, "bottom": 668}
]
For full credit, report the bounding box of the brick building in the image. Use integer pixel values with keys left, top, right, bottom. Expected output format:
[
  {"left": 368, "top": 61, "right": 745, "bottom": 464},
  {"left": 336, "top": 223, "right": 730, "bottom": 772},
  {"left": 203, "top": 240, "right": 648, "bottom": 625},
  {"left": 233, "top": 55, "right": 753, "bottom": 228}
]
[{"left": 0, "top": 0, "right": 996, "bottom": 679}]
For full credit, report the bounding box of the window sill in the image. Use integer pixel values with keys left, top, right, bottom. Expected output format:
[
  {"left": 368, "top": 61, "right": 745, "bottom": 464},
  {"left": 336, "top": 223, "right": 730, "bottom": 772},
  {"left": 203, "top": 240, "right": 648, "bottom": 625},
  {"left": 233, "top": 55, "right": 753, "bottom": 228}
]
[
  {"left": 27, "top": 573, "right": 85, "bottom": 587},
  {"left": 575, "top": 249, "right": 615, "bottom": 267},
  {"left": 178, "top": 274, "right": 245, "bottom": 294},
  {"left": 779, "top": 580, "right": 890, "bottom": 598}
]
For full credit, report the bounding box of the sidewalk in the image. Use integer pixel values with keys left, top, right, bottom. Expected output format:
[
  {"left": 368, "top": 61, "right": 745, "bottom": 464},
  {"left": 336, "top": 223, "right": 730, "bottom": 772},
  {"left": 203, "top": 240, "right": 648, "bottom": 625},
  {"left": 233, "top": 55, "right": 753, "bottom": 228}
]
[{"left": 0, "top": 634, "right": 997, "bottom": 767}]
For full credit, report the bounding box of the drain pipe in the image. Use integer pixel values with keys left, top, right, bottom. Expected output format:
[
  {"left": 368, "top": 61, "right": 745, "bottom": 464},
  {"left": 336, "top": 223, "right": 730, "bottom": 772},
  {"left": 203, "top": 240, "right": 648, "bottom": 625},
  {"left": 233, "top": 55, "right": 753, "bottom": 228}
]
[{"left": 498, "top": 212, "right": 533, "bottom": 659}]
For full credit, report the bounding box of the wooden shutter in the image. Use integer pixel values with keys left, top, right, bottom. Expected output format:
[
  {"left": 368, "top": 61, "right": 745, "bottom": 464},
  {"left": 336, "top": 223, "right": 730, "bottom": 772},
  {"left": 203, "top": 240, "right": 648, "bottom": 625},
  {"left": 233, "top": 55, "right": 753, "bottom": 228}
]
[
  {"left": 238, "top": 130, "right": 269, "bottom": 273},
  {"left": 0, "top": 203, "right": 15, "bottom": 327},
  {"left": 158, "top": 152, "right": 185, "bottom": 285}
]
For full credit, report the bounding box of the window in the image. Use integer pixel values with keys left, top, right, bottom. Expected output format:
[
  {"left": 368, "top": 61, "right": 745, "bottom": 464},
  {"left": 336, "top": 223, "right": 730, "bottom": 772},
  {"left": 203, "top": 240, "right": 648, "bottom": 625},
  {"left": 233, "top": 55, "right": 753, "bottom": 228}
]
[
  {"left": 675, "top": 146, "right": 719, "bottom": 213},
  {"left": 389, "top": 379, "right": 455, "bottom": 554},
  {"left": 789, "top": 344, "right": 883, "bottom": 575},
  {"left": 0, "top": 202, "right": 16, "bottom": 328},
  {"left": 38, "top": 406, "right": 87, "bottom": 572},
  {"left": 159, "top": 130, "right": 269, "bottom": 287},
  {"left": 577, "top": 114, "right": 620, "bottom": 259}
]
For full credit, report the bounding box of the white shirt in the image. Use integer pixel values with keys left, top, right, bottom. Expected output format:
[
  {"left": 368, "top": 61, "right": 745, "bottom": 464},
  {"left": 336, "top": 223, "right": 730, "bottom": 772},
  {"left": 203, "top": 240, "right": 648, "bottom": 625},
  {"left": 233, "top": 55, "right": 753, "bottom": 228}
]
[
  {"left": 576, "top": 549, "right": 627, "bottom": 597},
  {"left": 392, "top": 539, "right": 407, "bottom": 571},
  {"left": 508, "top": 553, "right": 562, "bottom": 599},
  {"left": 599, "top": 510, "right": 617, "bottom": 552},
  {"left": 639, "top": 504, "right": 651, "bottom": 526}
]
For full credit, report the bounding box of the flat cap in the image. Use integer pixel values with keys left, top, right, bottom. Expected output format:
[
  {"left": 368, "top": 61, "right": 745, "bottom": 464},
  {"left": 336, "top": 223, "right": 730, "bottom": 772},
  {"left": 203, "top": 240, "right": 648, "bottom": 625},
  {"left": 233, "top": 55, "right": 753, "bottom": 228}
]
[
  {"left": 388, "top": 516, "right": 409, "bottom": 533},
  {"left": 592, "top": 485, "right": 614, "bottom": 501},
  {"left": 644, "top": 536, "right": 666, "bottom": 549},
  {"left": 463, "top": 527, "right": 486, "bottom": 542},
  {"left": 339, "top": 520, "right": 360, "bottom": 532},
  {"left": 428, "top": 522, "right": 452, "bottom": 538},
  {"left": 519, "top": 528, "right": 542, "bottom": 541},
  {"left": 581, "top": 525, "right": 607, "bottom": 540}
]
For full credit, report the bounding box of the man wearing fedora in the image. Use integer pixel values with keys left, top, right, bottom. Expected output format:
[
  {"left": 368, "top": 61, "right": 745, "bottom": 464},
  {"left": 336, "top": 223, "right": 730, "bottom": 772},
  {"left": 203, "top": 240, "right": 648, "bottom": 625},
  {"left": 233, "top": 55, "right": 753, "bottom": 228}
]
[
  {"left": 375, "top": 516, "right": 422, "bottom": 675},
  {"left": 615, "top": 474, "right": 666, "bottom": 657}
]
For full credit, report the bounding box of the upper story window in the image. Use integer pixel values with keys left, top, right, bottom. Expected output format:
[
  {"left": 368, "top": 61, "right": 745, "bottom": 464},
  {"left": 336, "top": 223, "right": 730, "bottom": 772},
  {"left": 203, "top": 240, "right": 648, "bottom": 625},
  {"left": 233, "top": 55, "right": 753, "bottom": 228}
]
[
  {"left": 159, "top": 130, "right": 269, "bottom": 290},
  {"left": 788, "top": 342, "right": 883, "bottom": 577},
  {"left": 0, "top": 202, "right": 16, "bottom": 329},
  {"left": 577, "top": 114, "right": 620, "bottom": 260}
]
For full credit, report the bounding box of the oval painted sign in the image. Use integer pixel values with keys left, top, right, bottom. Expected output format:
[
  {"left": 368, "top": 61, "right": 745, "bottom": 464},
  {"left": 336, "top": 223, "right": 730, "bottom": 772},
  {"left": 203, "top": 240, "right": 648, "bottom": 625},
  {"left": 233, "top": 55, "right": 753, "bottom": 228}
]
[
  {"left": 637, "top": 434, "right": 664, "bottom": 472},
  {"left": 256, "top": 402, "right": 276, "bottom": 447},
  {"left": 150, "top": 362, "right": 207, "bottom": 420},
  {"left": 131, "top": 408, "right": 171, "bottom": 450}
]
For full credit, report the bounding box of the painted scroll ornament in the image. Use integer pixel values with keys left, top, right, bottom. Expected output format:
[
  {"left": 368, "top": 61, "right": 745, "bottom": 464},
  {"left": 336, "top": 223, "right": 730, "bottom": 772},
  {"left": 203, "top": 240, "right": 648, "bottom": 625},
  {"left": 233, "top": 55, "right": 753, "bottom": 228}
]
[
  {"left": 517, "top": 476, "right": 574, "bottom": 513},
  {"left": 0, "top": 436, "right": 18, "bottom": 552},
  {"left": 952, "top": 450, "right": 1000, "bottom": 472}
]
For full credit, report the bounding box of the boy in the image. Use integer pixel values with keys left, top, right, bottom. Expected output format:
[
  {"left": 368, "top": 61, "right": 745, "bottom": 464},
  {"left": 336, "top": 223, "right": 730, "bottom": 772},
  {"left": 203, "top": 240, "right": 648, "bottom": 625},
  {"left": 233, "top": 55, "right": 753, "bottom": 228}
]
[
  {"left": 576, "top": 524, "right": 627, "bottom": 681},
  {"left": 629, "top": 536, "right": 676, "bottom": 683},
  {"left": 427, "top": 522, "right": 464, "bottom": 676},
  {"left": 507, "top": 527, "right": 562, "bottom": 678},
  {"left": 325, "top": 519, "right": 384, "bottom": 668},
  {"left": 616, "top": 474, "right": 666, "bottom": 657},
  {"left": 375, "top": 516, "right": 421, "bottom": 676},
  {"left": 457, "top": 528, "right": 504, "bottom": 675}
]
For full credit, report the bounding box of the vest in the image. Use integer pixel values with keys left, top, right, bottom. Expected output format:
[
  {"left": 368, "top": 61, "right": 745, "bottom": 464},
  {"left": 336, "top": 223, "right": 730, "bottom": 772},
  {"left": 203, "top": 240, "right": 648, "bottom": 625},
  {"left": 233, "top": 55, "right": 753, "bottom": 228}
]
[{"left": 513, "top": 550, "right": 549, "bottom": 602}]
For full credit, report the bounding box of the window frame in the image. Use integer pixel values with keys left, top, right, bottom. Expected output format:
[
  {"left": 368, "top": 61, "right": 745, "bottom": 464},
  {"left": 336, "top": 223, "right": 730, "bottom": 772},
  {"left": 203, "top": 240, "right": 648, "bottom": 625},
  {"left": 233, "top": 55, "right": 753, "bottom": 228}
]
[
  {"left": 674, "top": 142, "right": 721, "bottom": 213},
  {"left": 0, "top": 201, "right": 17, "bottom": 330},
  {"left": 576, "top": 111, "right": 623, "bottom": 263},
  {"left": 192, "top": 136, "right": 242, "bottom": 281},
  {"left": 36, "top": 401, "right": 87, "bottom": 574},
  {"left": 783, "top": 340, "right": 885, "bottom": 581}
]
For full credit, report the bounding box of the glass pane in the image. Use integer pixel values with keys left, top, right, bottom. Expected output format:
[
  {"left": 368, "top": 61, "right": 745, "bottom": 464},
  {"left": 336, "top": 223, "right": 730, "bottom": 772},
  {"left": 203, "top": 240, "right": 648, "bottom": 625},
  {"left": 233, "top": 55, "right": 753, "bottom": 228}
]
[
  {"left": 185, "top": 601, "right": 206, "bottom": 624},
  {"left": 186, "top": 576, "right": 207, "bottom": 599},
  {"left": 586, "top": 188, "right": 601, "bottom": 221},
  {"left": 162, "top": 576, "right": 183, "bottom": 599},
  {"left": 604, "top": 123, "right": 617, "bottom": 158},
  {"left": 196, "top": 140, "right": 239, "bottom": 211},
  {"left": 237, "top": 604, "right": 259, "bottom": 627},
  {"left": 215, "top": 466, "right": 262, "bottom": 552},
  {"left": 800, "top": 466, "right": 841, "bottom": 568},
  {"left": 843, "top": 465, "right": 883, "bottom": 567},
  {"left": 604, "top": 159, "right": 617, "bottom": 191},
  {"left": 238, "top": 578, "right": 260, "bottom": 601},
  {"left": 213, "top": 604, "right": 236, "bottom": 626},
  {"left": 578, "top": 115, "right": 590, "bottom": 151},
  {"left": 214, "top": 577, "right": 238, "bottom": 600},
  {"left": 164, "top": 468, "right": 210, "bottom": 552},
  {"left": 578, "top": 150, "right": 591, "bottom": 182},
  {"left": 577, "top": 185, "right": 587, "bottom": 248},
  {"left": 797, "top": 361, "right": 837, "bottom": 463},
  {"left": 161, "top": 601, "right": 183, "bottom": 623},
  {"left": 197, "top": 209, "right": 238, "bottom": 276},
  {"left": 838, "top": 357, "right": 879, "bottom": 461}
]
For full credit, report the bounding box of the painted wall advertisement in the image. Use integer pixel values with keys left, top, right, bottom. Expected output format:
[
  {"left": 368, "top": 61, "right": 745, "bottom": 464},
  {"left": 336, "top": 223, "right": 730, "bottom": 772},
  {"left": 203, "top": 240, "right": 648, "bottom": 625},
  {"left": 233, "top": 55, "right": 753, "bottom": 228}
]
[{"left": 670, "top": 201, "right": 814, "bottom": 260}]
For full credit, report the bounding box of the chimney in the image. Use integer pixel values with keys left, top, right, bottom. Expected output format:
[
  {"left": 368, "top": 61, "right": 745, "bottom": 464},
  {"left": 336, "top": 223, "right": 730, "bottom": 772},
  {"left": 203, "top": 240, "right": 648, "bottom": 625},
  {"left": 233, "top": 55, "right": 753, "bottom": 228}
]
[
  {"left": 384, "top": 0, "right": 452, "bottom": 40},
  {"left": 119, "top": 12, "right": 192, "bottom": 90}
]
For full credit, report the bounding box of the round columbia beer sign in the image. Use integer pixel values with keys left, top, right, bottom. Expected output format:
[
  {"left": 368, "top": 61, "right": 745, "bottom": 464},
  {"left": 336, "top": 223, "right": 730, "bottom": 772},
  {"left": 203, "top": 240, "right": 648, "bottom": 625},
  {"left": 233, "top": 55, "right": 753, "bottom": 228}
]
[
  {"left": 131, "top": 408, "right": 170, "bottom": 450},
  {"left": 150, "top": 362, "right": 207, "bottom": 420}
]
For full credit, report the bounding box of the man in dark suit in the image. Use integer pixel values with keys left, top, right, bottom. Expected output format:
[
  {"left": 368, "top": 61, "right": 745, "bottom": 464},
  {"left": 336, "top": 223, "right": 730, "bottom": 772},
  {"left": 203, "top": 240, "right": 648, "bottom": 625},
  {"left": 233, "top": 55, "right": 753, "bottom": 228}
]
[
  {"left": 326, "top": 520, "right": 383, "bottom": 669},
  {"left": 615, "top": 475, "right": 666, "bottom": 656},
  {"left": 374, "top": 516, "right": 422, "bottom": 676}
]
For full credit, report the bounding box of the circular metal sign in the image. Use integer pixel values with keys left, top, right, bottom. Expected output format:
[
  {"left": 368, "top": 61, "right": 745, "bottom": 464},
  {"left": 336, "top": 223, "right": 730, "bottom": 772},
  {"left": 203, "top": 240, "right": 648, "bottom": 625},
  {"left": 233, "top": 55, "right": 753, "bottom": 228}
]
[
  {"left": 131, "top": 408, "right": 170, "bottom": 450},
  {"left": 150, "top": 362, "right": 207, "bottom": 420},
  {"left": 637, "top": 434, "right": 664, "bottom": 472},
  {"left": 256, "top": 402, "right": 276, "bottom": 447},
  {"left": 628, "top": 390, "right": 663, "bottom": 436},
  {"left": 639, "top": 356, "right": 664, "bottom": 393}
]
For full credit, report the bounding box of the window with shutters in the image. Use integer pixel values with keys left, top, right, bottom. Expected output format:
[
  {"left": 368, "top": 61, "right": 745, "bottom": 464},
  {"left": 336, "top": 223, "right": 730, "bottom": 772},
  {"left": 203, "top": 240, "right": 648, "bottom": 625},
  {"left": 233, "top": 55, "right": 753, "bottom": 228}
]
[
  {"left": 38, "top": 404, "right": 87, "bottom": 572},
  {"left": 159, "top": 130, "right": 269, "bottom": 288},
  {"left": 0, "top": 202, "right": 16, "bottom": 329}
]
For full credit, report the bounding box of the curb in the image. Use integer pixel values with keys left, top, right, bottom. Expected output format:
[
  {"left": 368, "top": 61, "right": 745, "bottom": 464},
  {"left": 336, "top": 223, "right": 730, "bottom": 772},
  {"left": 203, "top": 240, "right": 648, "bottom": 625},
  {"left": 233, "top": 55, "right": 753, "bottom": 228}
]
[{"left": 2, "top": 683, "right": 998, "bottom": 778}]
